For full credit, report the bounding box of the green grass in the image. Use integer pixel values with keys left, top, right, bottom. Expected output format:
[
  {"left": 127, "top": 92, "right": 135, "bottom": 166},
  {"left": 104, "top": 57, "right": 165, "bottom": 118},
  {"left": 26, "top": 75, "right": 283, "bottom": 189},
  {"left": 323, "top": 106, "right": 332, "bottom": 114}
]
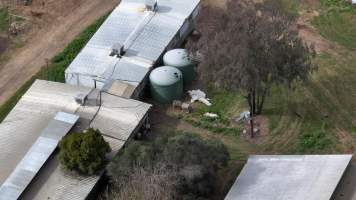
[
  {"left": 320, "top": 0, "right": 355, "bottom": 12},
  {"left": 278, "top": 0, "right": 300, "bottom": 17},
  {"left": 0, "top": 8, "right": 23, "bottom": 33},
  {"left": 0, "top": 13, "right": 109, "bottom": 122},
  {"left": 266, "top": 1, "right": 356, "bottom": 153},
  {"left": 312, "top": 0, "right": 356, "bottom": 49},
  {"left": 263, "top": 52, "right": 356, "bottom": 153},
  {"left": 298, "top": 121, "right": 334, "bottom": 153},
  {"left": 0, "top": 8, "right": 9, "bottom": 32},
  {"left": 178, "top": 90, "right": 245, "bottom": 137},
  {"left": 313, "top": 11, "right": 356, "bottom": 49}
]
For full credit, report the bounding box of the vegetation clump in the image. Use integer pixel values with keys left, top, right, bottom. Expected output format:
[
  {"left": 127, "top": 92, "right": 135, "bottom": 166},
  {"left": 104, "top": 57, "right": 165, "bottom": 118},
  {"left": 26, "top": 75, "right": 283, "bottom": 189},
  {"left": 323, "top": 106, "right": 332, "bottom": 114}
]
[
  {"left": 106, "top": 133, "right": 230, "bottom": 200},
  {"left": 59, "top": 128, "right": 111, "bottom": 175},
  {"left": 0, "top": 8, "right": 10, "bottom": 33}
]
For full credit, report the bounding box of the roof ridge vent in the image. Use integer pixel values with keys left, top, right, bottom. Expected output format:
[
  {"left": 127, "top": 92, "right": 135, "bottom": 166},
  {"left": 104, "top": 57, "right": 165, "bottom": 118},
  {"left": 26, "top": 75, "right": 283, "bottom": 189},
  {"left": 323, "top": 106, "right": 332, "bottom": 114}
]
[{"left": 145, "top": 0, "right": 158, "bottom": 12}]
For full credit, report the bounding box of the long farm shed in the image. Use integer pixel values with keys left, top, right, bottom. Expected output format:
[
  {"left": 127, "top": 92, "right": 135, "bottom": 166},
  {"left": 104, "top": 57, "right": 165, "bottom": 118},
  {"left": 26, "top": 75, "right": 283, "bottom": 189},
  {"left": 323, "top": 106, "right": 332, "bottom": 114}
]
[{"left": 65, "top": 0, "right": 200, "bottom": 98}]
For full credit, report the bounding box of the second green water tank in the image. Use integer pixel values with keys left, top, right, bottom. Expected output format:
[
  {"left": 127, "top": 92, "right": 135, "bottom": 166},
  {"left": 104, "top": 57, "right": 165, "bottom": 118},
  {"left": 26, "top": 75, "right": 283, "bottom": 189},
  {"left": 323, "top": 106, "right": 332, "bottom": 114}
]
[
  {"left": 163, "top": 49, "right": 196, "bottom": 84},
  {"left": 149, "top": 66, "right": 183, "bottom": 103}
]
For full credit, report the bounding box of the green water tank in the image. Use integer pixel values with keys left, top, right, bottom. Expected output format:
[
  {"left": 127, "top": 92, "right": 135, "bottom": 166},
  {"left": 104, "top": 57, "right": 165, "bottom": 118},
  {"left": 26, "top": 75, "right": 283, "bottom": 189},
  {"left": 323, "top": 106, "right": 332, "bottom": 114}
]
[
  {"left": 163, "top": 49, "right": 196, "bottom": 84},
  {"left": 149, "top": 66, "right": 183, "bottom": 103}
]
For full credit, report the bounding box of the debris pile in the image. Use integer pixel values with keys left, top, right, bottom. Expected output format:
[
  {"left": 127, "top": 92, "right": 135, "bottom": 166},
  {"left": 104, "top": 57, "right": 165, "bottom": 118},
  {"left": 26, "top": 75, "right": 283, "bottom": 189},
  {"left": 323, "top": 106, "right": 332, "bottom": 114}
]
[{"left": 188, "top": 89, "right": 212, "bottom": 106}]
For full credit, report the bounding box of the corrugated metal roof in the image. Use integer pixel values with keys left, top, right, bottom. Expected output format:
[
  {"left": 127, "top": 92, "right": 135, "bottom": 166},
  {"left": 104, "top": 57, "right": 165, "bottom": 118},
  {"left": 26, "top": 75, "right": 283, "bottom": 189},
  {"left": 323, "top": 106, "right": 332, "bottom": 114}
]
[
  {"left": 90, "top": 92, "right": 150, "bottom": 140},
  {"left": 103, "top": 57, "right": 150, "bottom": 86},
  {"left": 225, "top": 155, "right": 353, "bottom": 200},
  {"left": 87, "top": 6, "right": 144, "bottom": 50},
  {"left": 0, "top": 112, "right": 79, "bottom": 200},
  {"left": 124, "top": 13, "right": 182, "bottom": 61},
  {"left": 65, "top": 0, "right": 201, "bottom": 91},
  {"left": 20, "top": 155, "right": 103, "bottom": 200},
  {"left": 0, "top": 80, "right": 151, "bottom": 200},
  {"left": 20, "top": 137, "right": 125, "bottom": 199},
  {"left": 0, "top": 81, "right": 91, "bottom": 186}
]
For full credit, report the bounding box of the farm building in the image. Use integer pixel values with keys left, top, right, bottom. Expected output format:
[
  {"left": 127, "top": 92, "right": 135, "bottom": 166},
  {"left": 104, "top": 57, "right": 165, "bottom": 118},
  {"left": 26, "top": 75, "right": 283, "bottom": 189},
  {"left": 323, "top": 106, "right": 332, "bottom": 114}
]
[
  {"left": 225, "top": 155, "right": 355, "bottom": 200},
  {"left": 0, "top": 80, "right": 151, "bottom": 199},
  {"left": 0, "top": 0, "right": 202, "bottom": 198},
  {"left": 65, "top": 0, "right": 201, "bottom": 99}
]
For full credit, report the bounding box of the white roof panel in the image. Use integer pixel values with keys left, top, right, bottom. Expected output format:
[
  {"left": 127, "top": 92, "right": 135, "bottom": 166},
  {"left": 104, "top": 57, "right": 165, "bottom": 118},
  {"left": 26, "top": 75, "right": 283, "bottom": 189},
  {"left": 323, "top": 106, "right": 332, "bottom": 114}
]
[
  {"left": 125, "top": 14, "right": 182, "bottom": 61},
  {"left": 87, "top": 6, "right": 144, "bottom": 49},
  {"left": 103, "top": 57, "right": 150, "bottom": 86},
  {"left": 66, "top": 46, "right": 117, "bottom": 76},
  {"left": 225, "top": 155, "right": 353, "bottom": 200}
]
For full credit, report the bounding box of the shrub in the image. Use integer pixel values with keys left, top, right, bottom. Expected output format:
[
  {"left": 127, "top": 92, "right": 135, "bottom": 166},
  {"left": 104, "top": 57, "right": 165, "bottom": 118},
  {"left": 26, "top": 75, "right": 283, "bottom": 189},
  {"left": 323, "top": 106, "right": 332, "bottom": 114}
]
[
  {"left": 107, "top": 166, "right": 178, "bottom": 200},
  {"left": 59, "top": 128, "right": 111, "bottom": 175},
  {"left": 106, "top": 133, "right": 229, "bottom": 199},
  {"left": 163, "top": 133, "right": 229, "bottom": 170}
]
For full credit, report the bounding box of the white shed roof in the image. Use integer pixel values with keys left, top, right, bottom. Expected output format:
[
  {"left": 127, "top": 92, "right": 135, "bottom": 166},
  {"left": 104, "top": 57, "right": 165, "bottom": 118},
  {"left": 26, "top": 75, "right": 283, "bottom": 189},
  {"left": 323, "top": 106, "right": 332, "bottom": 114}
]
[
  {"left": 65, "top": 0, "right": 200, "bottom": 89},
  {"left": 225, "top": 155, "right": 353, "bottom": 200}
]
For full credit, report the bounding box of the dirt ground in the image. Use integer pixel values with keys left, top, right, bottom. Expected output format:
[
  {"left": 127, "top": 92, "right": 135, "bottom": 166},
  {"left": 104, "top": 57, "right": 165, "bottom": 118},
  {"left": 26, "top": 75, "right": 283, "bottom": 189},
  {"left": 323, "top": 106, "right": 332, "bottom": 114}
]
[
  {"left": 0, "top": 0, "right": 118, "bottom": 105},
  {"left": 0, "top": 37, "right": 8, "bottom": 55},
  {"left": 297, "top": 9, "right": 340, "bottom": 54}
]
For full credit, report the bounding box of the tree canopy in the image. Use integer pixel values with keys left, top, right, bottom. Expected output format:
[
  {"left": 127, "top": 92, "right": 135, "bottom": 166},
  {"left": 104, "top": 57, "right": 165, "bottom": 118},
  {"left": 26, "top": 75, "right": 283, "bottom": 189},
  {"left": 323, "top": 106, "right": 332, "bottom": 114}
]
[
  {"left": 59, "top": 128, "right": 111, "bottom": 175},
  {"left": 189, "top": 0, "right": 316, "bottom": 115}
]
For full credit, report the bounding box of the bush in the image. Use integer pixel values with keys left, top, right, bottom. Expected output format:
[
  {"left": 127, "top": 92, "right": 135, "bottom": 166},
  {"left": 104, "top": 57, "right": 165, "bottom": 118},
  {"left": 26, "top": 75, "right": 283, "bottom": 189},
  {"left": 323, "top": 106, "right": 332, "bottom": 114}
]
[
  {"left": 105, "top": 166, "right": 177, "bottom": 200},
  {"left": 59, "top": 128, "right": 111, "bottom": 175},
  {"left": 106, "top": 133, "right": 229, "bottom": 199},
  {"left": 163, "top": 133, "right": 229, "bottom": 170}
]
